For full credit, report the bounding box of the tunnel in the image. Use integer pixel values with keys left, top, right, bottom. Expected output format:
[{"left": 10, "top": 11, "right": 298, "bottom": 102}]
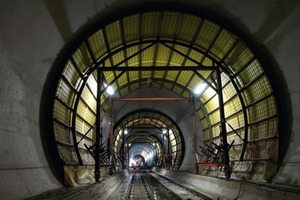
[{"left": 0, "top": 1, "right": 300, "bottom": 200}]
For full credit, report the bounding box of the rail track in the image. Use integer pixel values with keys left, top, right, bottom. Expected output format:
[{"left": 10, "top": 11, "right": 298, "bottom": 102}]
[
  {"left": 110, "top": 170, "right": 216, "bottom": 200},
  {"left": 29, "top": 170, "right": 221, "bottom": 199}
]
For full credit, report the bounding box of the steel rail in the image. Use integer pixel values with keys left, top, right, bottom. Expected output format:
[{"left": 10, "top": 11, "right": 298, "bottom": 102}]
[{"left": 149, "top": 171, "right": 216, "bottom": 200}]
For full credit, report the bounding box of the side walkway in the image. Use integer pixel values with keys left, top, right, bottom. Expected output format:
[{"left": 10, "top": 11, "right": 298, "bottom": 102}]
[
  {"left": 26, "top": 170, "right": 128, "bottom": 200},
  {"left": 152, "top": 167, "right": 300, "bottom": 200}
]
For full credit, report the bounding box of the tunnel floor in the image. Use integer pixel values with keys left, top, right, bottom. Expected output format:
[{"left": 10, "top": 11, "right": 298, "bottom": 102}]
[
  {"left": 27, "top": 168, "right": 300, "bottom": 200},
  {"left": 27, "top": 169, "right": 219, "bottom": 200}
]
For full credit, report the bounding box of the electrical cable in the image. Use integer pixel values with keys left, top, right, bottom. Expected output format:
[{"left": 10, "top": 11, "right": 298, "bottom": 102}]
[{"left": 233, "top": 177, "right": 244, "bottom": 200}]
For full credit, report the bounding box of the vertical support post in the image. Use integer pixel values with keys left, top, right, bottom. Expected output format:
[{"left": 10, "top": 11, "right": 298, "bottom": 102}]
[
  {"left": 122, "top": 129, "right": 126, "bottom": 169},
  {"left": 162, "top": 131, "right": 165, "bottom": 169},
  {"left": 167, "top": 129, "right": 170, "bottom": 154},
  {"left": 127, "top": 143, "right": 130, "bottom": 167},
  {"left": 216, "top": 67, "right": 231, "bottom": 179},
  {"left": 109, "top": 98, "right": 114, "bottom": 157},
  {"left": 162, "top": 132, "right": 165, "bottom": 154},
  {"left": 192, "top": 97, "right": 200, "bottom": 163},
  {"left": 95, "top": 67, "right": 103, "bottom": 182}
]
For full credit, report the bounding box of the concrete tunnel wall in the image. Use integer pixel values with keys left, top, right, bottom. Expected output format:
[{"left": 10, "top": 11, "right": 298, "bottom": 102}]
[{"left": 0, "top": 0, "right": 300, "bottom": 199}]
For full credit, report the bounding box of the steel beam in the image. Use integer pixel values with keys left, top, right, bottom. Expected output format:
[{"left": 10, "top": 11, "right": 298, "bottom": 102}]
[
  {"left": 77, "top": 124, "right": 95, "bottom": 145},
  {"left": 219, "top": 65, "right": 249, "bottom": 162},
  {"left": 98, "top": 66, "right": 216, "bottom": 71},
  {"left": 109, "top": 99, "right": 114, "bottom": 157},
  {"left": 216, "top": 67, "right": 231, "bottom": 179},
  {"left": 192, "top": 98, "right": 200, "bottom": 163},
  {"left": 197, "top": 162, "right": 224, "bottom": 167},
  {"left": 95, "top": 68, "right": 103, "bottom": 182},
  {"left": 113, "top": 97, "right": 191, "bottom": 101},
  {"left": 71, "top": 78, "right": 89, "bottom": 165}
]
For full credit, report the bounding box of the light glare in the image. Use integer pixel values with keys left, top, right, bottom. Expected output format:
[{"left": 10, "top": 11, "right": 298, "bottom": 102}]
[
  {"left": 106, "top": 85, "right": 114, "bottom": 95},
  {"left": 194, "top": 83, "right": 206, "bottom": 95}
]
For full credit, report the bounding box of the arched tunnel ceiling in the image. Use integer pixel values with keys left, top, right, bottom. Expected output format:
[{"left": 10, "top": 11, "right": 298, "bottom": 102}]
[
  {"left": 50, "top": 8, "right": 281, "bottom": 180},
  {"left": 114, "top": 110, "right": 184, "bottom": 169}
]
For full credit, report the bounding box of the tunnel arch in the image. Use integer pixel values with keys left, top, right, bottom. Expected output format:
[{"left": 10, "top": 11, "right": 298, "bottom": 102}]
[
  {"left": 45, "top": 4, "right": 285, "bottom": 184},
  {"left": 132, "top": 155, "right": 146, "bottom": 167},
  {"left": 113, "top": 109, "right": 185, "bottom": 169}
]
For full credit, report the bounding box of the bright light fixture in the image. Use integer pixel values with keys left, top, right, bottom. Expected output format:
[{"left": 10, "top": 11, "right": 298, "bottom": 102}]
[
  {"left": 194, "top": 83, "right": 206, "bottom": 95},
  {"left": 124, "top": 129, "right": 128, "bottom": 135},
  {"left": 162, "top": 129, "right": 167, "bottom": 134},
  {"left": 106, "top": 85, "right": 114, "bottom": 95}
]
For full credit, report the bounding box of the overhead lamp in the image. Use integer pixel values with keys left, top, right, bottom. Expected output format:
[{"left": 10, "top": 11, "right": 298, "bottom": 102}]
[
  {"left": 162, "top": 129, "right": 167, "bottom": 134},
  {"left": 106, "top": 85, "right": 114, "bottom": 95},
  {"left": 194, "top": 83, "right": 207, "bottom": 95},
  {"left": 124, "top": 129, "right": 129, "bottom": 135}
]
